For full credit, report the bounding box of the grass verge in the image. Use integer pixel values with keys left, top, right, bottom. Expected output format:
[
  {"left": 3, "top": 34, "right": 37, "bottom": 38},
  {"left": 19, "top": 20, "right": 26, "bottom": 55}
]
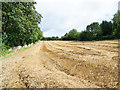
[{"left": 0, "top": 46, "right": 31, "bottom": 61}]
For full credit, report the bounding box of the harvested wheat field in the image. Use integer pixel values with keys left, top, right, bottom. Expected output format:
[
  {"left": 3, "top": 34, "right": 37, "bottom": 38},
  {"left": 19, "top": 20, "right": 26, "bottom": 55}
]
[{"left": 1, "top": 40, "right": 119, "bottom": 88}]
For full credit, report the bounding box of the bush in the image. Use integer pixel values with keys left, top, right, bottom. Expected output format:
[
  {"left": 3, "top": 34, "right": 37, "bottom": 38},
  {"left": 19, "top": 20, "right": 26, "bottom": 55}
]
[
  {"left": 101, "top": 35, "right": 115, "bottom": 40},
  {"left": 1, "top": 44, "right": 10, "bottom": 56}
]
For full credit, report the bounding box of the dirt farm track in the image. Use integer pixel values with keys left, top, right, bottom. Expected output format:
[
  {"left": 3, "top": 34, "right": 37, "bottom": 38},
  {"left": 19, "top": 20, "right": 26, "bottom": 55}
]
[{"left": 1, "top": 40, "right": 119, "bottom": 88}]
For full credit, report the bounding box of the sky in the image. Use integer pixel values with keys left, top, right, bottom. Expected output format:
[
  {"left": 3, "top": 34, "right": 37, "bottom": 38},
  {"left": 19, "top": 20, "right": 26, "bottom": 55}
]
[{"left": 34, "top": 0, "right": 119, "bottom": 37}]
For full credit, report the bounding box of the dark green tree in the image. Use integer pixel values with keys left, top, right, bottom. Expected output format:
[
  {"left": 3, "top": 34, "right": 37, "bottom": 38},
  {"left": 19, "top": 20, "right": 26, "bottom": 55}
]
[
  {"left": 67, "top": 29, "right": 78, "bottom": 40},
  {"left": 86, "top": 22, "right": 101, "bottom": 40},
  {"left": 2, "top": 2, "right": 43, "bottom": 47},
  {"left": 100, "top": 21, "right": 113, "bottom": 36},
  {"left": 112, "top": 10, "right": 120, "bottom": 38}
]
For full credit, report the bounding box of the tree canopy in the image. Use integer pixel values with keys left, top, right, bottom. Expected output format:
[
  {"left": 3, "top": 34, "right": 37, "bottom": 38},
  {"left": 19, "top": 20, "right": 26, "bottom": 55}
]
[
  {"left": 2, "top": 2, "right": 43, "bottom": 47},
  {"left": 112, "top": 10, "right": 120, "bottom": 38}
]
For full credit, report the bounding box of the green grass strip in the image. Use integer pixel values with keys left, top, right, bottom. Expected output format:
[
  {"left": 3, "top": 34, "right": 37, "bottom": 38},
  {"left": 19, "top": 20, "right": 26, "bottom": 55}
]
[{"left": 0, "top": 46, "right": 31, "bottom": 61}]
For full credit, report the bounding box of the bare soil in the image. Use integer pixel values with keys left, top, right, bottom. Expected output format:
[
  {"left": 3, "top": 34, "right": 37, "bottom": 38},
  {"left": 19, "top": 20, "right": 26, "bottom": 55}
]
[{"left": 1, "top": 40, "right": 118, "bottom": 88}]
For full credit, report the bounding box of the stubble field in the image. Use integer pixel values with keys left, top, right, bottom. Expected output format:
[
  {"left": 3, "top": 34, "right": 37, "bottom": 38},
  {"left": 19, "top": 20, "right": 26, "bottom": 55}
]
[{"left": 1, "top": 40, "right": 118, "bottom": 88}]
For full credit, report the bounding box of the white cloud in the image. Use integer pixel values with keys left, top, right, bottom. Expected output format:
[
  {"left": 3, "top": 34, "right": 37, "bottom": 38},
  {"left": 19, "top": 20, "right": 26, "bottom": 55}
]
[{"left": 35, "top": 0, "right": 119, "bottom": 37}]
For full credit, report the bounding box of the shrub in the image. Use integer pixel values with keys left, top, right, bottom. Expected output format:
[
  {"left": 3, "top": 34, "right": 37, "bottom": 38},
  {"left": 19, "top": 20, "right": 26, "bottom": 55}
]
[{"left": 1, "top": 43, "right": 10, "bottom": 56}]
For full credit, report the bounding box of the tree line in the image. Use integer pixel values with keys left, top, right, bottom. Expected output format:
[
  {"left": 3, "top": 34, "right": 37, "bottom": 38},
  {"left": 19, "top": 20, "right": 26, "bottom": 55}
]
[
  {"left": 1, "top": 2, "right": 120, "bottom": 55},
  {"left": 60, "top": 10, "right": 120, "bottom": 41}
]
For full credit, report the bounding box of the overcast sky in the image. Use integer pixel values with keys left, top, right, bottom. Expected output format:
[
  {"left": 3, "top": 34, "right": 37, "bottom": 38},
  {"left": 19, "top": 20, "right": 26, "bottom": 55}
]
[{"left": 34, "top": 0, "right": 119, "bottom": 37}]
